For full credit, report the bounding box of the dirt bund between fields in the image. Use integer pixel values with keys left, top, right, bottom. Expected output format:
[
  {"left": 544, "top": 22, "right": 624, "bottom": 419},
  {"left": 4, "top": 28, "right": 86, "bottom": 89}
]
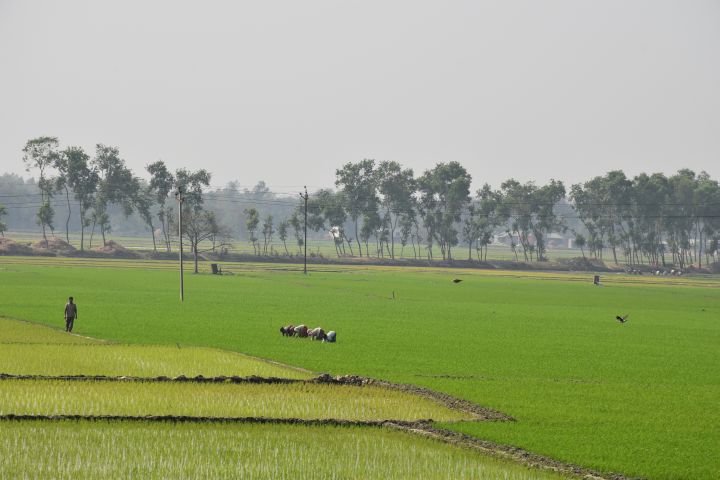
[
  {"left": 0, "top": 373, "right": 511, "bottom": 422},
  {"left": 0, "top": 413, "right": 635, "bottom": 480}
]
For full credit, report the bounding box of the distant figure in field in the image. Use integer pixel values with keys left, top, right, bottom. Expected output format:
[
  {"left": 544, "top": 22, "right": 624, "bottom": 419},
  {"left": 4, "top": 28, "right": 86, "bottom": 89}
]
[
  {"left": 280, "top": 325, "right": 295, "bottom": 336},
  {"left": 308, "top": 327, "right": 326, "bottom": 341},
  {"left": 294, "top": 325, "right": 308, "bottom": 337},
  {"left": 616, "top": 314, "right": 629, "bottom": 324},
  {"left": 64, "top": 296, "right": 77, "bottom": 333},
  {"left": 325, "top": 331, "right": 336, "bottom": 343}
]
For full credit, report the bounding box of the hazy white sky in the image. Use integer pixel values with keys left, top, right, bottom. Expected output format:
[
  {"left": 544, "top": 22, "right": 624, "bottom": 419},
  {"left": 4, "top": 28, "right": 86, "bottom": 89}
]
[{"left": 1, "top": 0, "right": 718, "bottom": 192}]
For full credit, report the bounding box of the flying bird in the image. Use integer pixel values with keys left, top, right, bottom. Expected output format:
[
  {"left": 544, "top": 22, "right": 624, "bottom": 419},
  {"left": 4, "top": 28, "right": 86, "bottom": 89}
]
[
  {"left": 615, "top": 314, "right": 629, "bottom": 323},
  {"left": 452, "top": 279, "right": 463, "bottom": 284}
]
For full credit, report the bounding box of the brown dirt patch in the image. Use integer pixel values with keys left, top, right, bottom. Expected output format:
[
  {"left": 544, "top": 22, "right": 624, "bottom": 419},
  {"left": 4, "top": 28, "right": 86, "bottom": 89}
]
[
  {"left": 0, "top": 238, "right": 35, "bottom": 256},
  {"left": 31, "top": 238, "right": 76, "bottom": 254},
  {"left": 93, "top": 240, "right": 140, "bottom": 258}
]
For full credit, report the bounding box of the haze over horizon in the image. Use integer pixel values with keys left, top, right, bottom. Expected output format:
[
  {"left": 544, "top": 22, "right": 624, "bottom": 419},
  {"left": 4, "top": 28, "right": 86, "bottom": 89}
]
[{"left": 1, "top": 0, "right": 719, "bottom": 191}]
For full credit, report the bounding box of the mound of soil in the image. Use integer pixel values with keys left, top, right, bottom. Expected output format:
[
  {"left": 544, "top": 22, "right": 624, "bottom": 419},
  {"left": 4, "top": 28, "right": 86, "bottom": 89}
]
[
  {"left": 558, "top": 256, "right": 609, "bottom": 271},
  {"left": 93, "top": 240, "right": 140, "bottom": 259},
  {"left": 0, "top": 238, "right": 35, "bottom": 255},
  {"left": 31, "top": 238, "right": 76, "bottom": 254}
]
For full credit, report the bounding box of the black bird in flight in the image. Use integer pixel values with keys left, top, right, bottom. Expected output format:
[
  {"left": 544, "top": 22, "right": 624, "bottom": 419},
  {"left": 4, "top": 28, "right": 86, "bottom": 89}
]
[
  {"left": 616, "top": 314, "right": 629, "bottom": 323},
  {"left": 452, "top": 278, "right": 463, "bottom": 283}
]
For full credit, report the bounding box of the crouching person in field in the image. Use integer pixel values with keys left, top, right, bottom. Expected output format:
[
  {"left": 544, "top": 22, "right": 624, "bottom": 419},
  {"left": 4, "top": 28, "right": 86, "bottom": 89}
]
[
  {"left": 324, "top": 331, "right": 336, "bottom": 343},
  {"left": 308, "top": 327, "right": 326, "bottom": 341},
  {"left": 294, "top": 324, "right": 308, "bottom": 337},
  {"left": 280, "top": 325, "right": 295, "bottom": 336}
]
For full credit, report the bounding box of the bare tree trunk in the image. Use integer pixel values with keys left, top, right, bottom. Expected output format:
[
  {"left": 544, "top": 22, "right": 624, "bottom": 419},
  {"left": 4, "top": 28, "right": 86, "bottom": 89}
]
[
  {"left": 194, "top": 243, "right": 199, "bottom": 273},
  {"left": 164, "top": 216, "right": 171, "bottom": 252},
  {"left": 355, "top": 219, "right": 363, "bottom": 257},
  {"left": 159, "top": 216, "right": 167, "bottom": 251},
  {"left": 40, "top": 189, "right": 49, "bottom": 247},
  {"left": 89, "top": 217, "right": 96, "bottom": 249},
  {"left": 64, "top": 186, "right": 71, "bottom": 244},
  {"left": 79, "top": 210, "right": 85, "bottom": 251},
  {"left": 697, "top": 221, "right": 702, "bottom": 269},
  {"left": 389, "top": 214, "right": 396, "bottom": 259},
  {"left": 340, "top": 236, "right": 347, "bottom": 255}
]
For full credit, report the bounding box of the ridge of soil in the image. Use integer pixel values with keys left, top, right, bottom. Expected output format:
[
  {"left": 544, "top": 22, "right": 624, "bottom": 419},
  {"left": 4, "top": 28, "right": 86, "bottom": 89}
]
[
  {"left": 317, "top": 374, "right": 512, "bottom": 421},
  {"left": 386, "top": 422, "right": 641, "bottom": 480}
]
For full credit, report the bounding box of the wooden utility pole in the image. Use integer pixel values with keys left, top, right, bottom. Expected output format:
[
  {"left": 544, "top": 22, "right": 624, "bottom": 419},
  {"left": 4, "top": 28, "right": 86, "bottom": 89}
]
[
  {"left": 176, "top": 189, "right": 185, "bottom": 301},
  {"left": 300, "top": 186, "right": 308, "bottom": 275}
]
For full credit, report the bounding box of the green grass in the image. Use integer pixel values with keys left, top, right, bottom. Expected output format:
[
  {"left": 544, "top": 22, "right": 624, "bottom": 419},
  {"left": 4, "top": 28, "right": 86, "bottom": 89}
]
[
  {"left": 0, "top": 420, "right": 568, "bottom": 480},
  {"left": 0, "top": 379, "right": 470, "bottom": 421},
  {"left": 0, "top": 317, "right": 309, "bottom": 378},
  {"left": 1, "top": 257, "right": 718, "bottom": 479},
  {"left": 0, "top": 317, "right": 100, "bottom": 344},
  {"left": 0, "top": 343, "right": 311, "bottom": 378}
]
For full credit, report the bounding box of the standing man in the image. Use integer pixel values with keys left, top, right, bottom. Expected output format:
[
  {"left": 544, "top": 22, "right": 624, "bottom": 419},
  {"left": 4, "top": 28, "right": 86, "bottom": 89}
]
[{"left": 64, "top": 296, "right": 77, "bottom": 333}]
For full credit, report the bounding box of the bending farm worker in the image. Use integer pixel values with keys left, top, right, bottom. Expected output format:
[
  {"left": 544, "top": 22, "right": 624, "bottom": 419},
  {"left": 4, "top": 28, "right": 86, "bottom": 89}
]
[{"left": 308, "top": 327, "right": 326, "bottom": 341}]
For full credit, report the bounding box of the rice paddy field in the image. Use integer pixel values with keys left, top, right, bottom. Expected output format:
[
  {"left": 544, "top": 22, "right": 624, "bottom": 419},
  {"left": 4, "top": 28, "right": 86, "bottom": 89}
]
[
  {"left": 0, "top": 379, "right": 469, "bottom": 421},
  {"left": 0, "top": 306, "right": 562, "bottom": 479},
  {"left": 1, "top": 255, "right": 718, "bottom": 479},
  {"left": 0, "top": 421, "right": 566, "bottom": 480}
]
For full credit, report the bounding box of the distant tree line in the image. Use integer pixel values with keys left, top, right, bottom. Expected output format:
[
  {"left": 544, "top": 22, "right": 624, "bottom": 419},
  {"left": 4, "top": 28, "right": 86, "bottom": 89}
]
[{"left": 2, "top": 136, "right": 720, "bottom": 269}]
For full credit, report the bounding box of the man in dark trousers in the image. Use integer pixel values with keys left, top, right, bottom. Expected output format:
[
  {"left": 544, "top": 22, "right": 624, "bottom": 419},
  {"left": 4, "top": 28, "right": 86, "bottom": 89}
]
[{"left": 64, "top": 296, "right": 77, "bottom": 332}]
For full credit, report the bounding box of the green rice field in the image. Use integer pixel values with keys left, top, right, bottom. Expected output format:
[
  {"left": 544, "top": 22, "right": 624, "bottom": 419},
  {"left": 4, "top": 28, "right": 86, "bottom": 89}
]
[
  {"left": 0, "top": 343, "right": 312, "bottom": 378},
  {"left": 0, "top": 421, "right": 567, "bottom": 480},
  {"left": 1, "top": 256, "right": 718, "bottom": 478},
  {"left": 0, "top": 318, "right": 309, "bottom": 378},
  {"left": 0, "top": 379, "right": 470, "bottom": 421},
  {"left": 0, "top": 311, "right": 558, "bottom": 479}
]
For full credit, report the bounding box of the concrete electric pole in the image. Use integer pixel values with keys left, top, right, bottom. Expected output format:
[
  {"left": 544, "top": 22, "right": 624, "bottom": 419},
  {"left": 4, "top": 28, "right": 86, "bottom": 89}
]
[{"left": 299, "top": 186, "right": 308, "bottom": 275}]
